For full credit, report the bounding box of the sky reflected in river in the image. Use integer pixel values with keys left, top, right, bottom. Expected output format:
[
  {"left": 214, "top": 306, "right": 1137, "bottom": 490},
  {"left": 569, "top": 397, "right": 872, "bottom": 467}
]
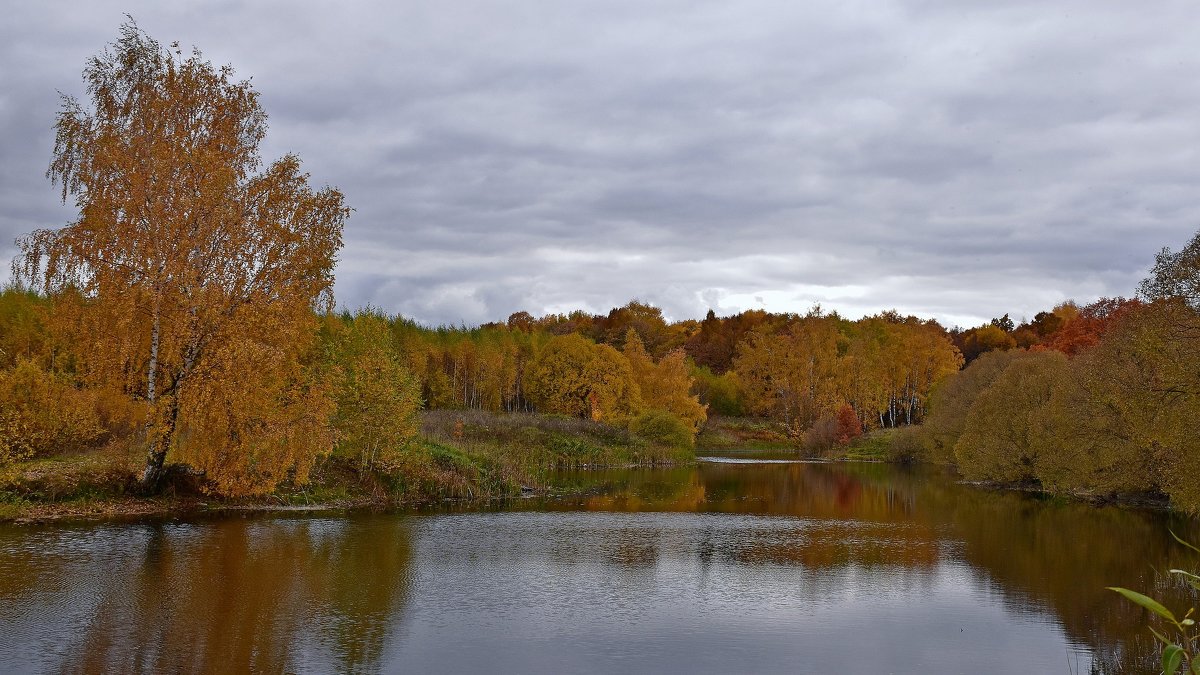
[{"left": 1, "top": 460, "right": 1197, "bottom": 674}]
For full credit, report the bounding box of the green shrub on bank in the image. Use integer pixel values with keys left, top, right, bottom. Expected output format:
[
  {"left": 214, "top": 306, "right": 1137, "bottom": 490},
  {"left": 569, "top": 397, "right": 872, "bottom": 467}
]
[
  {"left": 884, "top": 427, "right": 926, "bottom": 463},
  {"left": 922, "top": 350, "right": 1030, "bottom": 464},
  {"left": 630, "top": 410, "right": 695, "bottom": 450},
  {"left": 954, "top": 351, "right": 1067, "bottom": 483}
]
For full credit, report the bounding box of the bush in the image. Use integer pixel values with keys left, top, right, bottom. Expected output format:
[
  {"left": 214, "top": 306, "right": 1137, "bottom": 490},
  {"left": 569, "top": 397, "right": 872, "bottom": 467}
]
[
  {"left": 691, "top": 366, "right": 745, "bottom": 416},
  {"left": 630, "top": 410, "right": 695, "bottom": 449},
  {"left": 886, "top": 426, "right": 927, "bottom": 464},
  {"left": 801, "top": 415, "right": 839, "bottom": 455},
  {"left": 834, "top": 404, "right": 862, "bottom": 444},
  {"left": 954, "top": 351, "right": 1068, "bottom": 483},
  {"left": 923, "top": 350, "right": 1030, "bottom": 464},
  {"left": 0, "top": 359, "right": 104, "bottom": 465}
]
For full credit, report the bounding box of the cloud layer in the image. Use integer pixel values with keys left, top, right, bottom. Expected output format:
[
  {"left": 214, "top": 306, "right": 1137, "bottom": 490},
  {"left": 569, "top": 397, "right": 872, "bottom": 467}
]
[{"left": 3, "top": 1, "right": 1197, "bottom": 328}]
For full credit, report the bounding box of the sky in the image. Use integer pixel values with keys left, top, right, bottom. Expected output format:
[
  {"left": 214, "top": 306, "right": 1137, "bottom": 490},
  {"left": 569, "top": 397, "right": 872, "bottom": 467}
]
[{"left": 1, "top": 1, "right": 1197, "bottom": 329}]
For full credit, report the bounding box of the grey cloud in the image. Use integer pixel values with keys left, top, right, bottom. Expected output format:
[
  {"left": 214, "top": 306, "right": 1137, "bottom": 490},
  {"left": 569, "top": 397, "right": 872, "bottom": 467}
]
[{"left": 2, "top": 0, "right": 1198, "bottom": 328}]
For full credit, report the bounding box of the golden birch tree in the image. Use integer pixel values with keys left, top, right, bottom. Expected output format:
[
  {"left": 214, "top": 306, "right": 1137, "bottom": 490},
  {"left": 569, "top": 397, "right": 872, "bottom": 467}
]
[
  {"left": 14, "top": 22, "right": 347, "bottom": 494},
  {"left": 623, "top": 329, "right": 707, "bottom": 433}
]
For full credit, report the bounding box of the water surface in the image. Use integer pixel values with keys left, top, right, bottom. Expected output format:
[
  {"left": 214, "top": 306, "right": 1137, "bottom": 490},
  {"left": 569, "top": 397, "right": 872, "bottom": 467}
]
[{"left": 1, "top": 458, "right": 1197, "bottom": 674}]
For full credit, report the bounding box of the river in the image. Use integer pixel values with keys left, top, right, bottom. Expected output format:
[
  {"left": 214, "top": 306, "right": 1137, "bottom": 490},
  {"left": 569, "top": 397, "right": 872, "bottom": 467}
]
[{"left": 2, "top": 455, "right": 1197, "bottom": 673}]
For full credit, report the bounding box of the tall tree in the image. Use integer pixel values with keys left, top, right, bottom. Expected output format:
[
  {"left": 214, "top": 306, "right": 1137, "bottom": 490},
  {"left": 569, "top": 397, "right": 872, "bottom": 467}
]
[
  {"left": 14, "top": 22, "right": 347, "bottom": 493},
  {"left": 1139, "top": 229, "right": 1200, "bottom": 308},
  {"left": 523, "top": 333, "right": 639, "bottom": 421}
]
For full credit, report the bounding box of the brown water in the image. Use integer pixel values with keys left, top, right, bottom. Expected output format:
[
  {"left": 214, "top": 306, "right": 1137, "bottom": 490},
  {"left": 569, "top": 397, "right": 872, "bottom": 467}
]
[{"left": 1, "top": 457, "right": 1197, "bottom": 674}]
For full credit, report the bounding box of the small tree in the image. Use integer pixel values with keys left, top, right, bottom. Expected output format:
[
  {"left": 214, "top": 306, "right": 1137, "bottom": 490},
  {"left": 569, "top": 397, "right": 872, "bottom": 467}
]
[
  {"left": 15, "top": 22, "right": 347, "bottom": 494},
  {"left": 333, "top": 313, "right": 422, "bottom": 471},
  {"left": 623, "top": 330, "right": 707, "bottom": 437},
  {"left": 834, "top": 403, "right": 862, "bottom": 445}
]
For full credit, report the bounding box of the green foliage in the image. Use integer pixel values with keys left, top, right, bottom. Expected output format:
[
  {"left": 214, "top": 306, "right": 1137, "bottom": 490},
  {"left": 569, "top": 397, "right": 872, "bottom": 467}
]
[
  {"left": 922, "top": 350, "right": 1028, "bottom": 464},
  {"left": 691, "top": 365, "right": 744, "bottom": 416},
  {"left": 548, "top": 434, "right": 606, "bottom": 462},
  {"left": 924, "top": 292, "right": 1200, "bottom": 513},
  {"left": 630, "top": 410, "right": 695, "bottom": 450},
  {"left": 884, "top": 426, "right": 927, "bottom": 463},
  {"left": 1140, "top": 229, "right": 1200, "bottom": 309},
  {"left": 331, "top": 312, "right": 423, "bottom": 471},
  {"left": 954, "top": 351, "right": 1068, "bottom": 483},
  {"left": 1109, "top": 533, "right": 1200, "bottom": 674},
  {"left": 695, "top": 416, "right": 793, "bottom": 451},
  {"left": 0, "top": 287, "right": 50, "bottom": 370}
]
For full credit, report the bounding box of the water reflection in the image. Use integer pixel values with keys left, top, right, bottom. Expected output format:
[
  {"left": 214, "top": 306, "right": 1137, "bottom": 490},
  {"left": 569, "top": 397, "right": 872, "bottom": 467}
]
[
  {"left": 523, "top": 460, "right": 1200, "bottom": 673},
  {"left": 0, "top": 460, "right": 1196, "bottom": 674},
  {"left": 0, "top": 516, "right": 414, "bottom": 673}
]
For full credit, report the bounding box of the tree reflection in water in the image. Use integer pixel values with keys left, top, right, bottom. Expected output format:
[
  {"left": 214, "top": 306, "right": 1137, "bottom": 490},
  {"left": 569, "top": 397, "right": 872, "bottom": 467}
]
[
  {"left": 1, "top": 461, "right": 1197, "bottom": 674},
  {"left": 0, "top": 516, "right": 414, "bottom": 673}
]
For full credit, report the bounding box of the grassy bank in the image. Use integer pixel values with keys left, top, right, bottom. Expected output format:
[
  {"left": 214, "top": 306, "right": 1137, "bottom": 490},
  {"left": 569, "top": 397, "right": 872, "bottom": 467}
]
[
  {"left": 695, "top": 416, "right": 905, "bottom": 462},
  {"left": 0, "top": 410, "right": 692, "bottom": 523},
  {"left": 695, "top": 416, "right": 794, "bottom": 452}
]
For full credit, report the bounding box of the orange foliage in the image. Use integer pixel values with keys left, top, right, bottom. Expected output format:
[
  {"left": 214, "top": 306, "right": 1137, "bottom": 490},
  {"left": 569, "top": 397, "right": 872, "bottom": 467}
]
[
  {"left": 15, "top": 23, "right": 346, "bottom": 495},
  {"left": 1040, "top": 298, "right": 1141, "bottom": 357},
  {"left": 835, "top": 404, "right": 863, "bottom": 445}
]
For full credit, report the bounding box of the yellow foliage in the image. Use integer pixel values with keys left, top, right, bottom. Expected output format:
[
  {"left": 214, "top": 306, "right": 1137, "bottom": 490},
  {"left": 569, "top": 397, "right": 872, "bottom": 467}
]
[
  {"left": 332, "top": 313, "right": 423, "bottom": 471},
  {"left": 524, "top": 334, "right": 640, "bottom": 423},
  {"left": 734, "top": 317, "right": 842, "bottom": 432},
  {"left": 176, "top": 312, "right": 336, "bottom": 496},
  {"left": 0, "top": 359, "right": 104, "bottom": 465},
  {"left": 623, "top": 330, "right": 707, "bottom": 435},
  {"left": 15, "top": 24, "right": 347, "bottom": 494},
  {"left": 735, "top": 314, "right": 961, "bottom": 434}
]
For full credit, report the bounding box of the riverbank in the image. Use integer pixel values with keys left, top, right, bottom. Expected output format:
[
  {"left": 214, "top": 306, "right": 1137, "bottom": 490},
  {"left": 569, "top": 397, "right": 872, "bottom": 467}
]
[
  {"left": 696, "top": 416, "right": 905, "bottom": 462},
  {"left": 0, "top": 410, "right": 692, "bottom": 523},
  {"left": 6, "top": 413, "right": 1180, "bottom": 523}
]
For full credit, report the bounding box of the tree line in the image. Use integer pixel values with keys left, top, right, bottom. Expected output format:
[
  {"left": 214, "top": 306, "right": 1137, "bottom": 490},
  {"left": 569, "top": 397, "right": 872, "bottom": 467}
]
[{"left": 913, "top": 235, "right": 1200, "bottom": 512}]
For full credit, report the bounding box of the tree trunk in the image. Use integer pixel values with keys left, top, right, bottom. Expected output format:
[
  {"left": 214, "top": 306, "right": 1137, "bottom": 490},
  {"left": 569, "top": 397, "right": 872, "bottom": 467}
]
[
  {"left": 147, "top": 304, "right": 160, "bottom": 404},
  {"left": 140, "top": 395, "right": 179, "bottom": 494},
  {"left": 138, "top": 305, "right": 166, "bottom": 493}
]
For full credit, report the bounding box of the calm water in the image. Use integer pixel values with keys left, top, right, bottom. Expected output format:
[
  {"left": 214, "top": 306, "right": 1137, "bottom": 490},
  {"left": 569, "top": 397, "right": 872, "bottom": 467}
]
[{"left": 1, "top": 457, "right": 1198, "bottom": 674}]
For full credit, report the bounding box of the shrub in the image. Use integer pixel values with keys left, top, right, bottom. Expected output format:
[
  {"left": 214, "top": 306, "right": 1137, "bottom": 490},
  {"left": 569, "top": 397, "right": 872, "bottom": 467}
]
[
  {"left": 801, "top": 415, "right": 839, "bottom": 456},
  {"left": 886, "top": 426, "right": 927, "bottom": 464},
  {"left": 630, "top": 409, "right": 694, "bottom": 449},
  {"left": 0, "top": 359, "right": 104, "bottom": 465},
  {"left": 834, "top": 404, "right": 862, "bottom": 445},
  {"left": 954, "top": 351, "right": 1068, "bottom": 483},
  {"left": 923, "top": 350, "right": 1030, "bottom": 465}
]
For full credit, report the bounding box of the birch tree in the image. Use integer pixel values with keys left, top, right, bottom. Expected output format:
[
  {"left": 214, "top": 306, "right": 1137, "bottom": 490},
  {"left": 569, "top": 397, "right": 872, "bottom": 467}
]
[{"left": 14, "top": 22, "right": 347, "bottom": 493}]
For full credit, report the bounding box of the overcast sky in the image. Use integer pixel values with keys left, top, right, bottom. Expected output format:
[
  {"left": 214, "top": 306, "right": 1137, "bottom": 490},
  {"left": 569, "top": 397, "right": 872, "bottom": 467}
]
[{"left": 2, "top": 2, "right": 1197, "bottom": 328}]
